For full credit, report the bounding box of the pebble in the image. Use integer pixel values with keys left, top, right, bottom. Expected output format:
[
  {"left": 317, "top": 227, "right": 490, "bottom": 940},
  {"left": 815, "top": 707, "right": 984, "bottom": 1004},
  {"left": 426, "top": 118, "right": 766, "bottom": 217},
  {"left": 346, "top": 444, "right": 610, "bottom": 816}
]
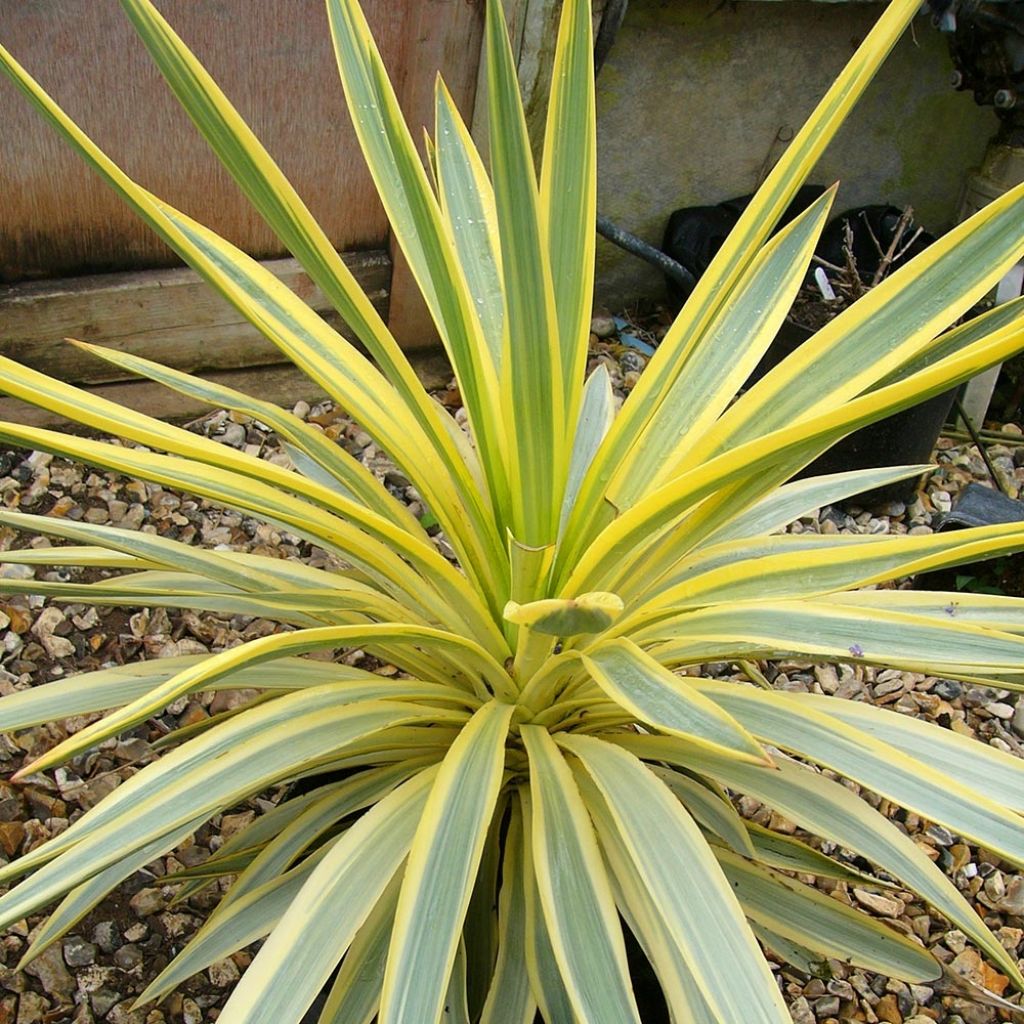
[
  {"left": 62, "top": 936, "right": 97, "bottom": 968},
  {"left": 90, "top": 922, "right": 119, "bottom": 954},
  {"left": 128, "top": 888, "right": 166, "bottom": 917},
  {"left": 996, "top": 875, "right": 1024, "bottom": 916},
  {"left": 932, "top": 678, "right": 962, "bottom": 701},
  {"left": 16, "top": 992, "right": 49, "bottom": 1023},
  {"left": 1011, "top": 700, "right": 1024, "bottom": 738},
  {"left": 216, "top": 422, "right": 247, "bottom": 448},
  {"left": 853, "top": 888, "right": 904, "bottom": 918},
  {"left": 23, "top": 945, "right": 74, "bottom": 998},
  {"left": 207, "top": 958, "right": 240, "bottom": 988}
]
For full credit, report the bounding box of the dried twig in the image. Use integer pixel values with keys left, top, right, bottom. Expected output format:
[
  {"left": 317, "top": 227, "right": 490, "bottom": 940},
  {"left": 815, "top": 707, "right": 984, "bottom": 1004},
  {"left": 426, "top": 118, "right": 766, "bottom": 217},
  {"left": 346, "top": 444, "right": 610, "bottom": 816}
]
[
  {"left": 841, "top": 221, "right": 867, "bottom": 298},
  {"left": 871, "top": 206, "right": 916, "bottom": 287}
]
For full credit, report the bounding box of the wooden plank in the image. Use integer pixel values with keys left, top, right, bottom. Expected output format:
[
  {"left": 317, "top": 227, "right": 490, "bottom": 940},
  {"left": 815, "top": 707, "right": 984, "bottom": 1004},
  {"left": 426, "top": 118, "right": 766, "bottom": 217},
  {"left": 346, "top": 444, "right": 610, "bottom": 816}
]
[
  {"left": 0, "top": 251, "right": 390, "bottom": 386},
  {"left": 0, "top": 1, "right": 405, "bottom": 282},
  {"left": 0, "top": 350, "right": 455, "bottom": 430}
]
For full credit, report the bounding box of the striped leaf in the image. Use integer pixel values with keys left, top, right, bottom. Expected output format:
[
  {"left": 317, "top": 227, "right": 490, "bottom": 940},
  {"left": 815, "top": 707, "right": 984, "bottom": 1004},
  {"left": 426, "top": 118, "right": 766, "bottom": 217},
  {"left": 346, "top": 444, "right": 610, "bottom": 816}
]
[
  {"left": 379, "top": 701, "right": 513, "bottom": 1023},
  {"left": 561, "top": 733, "right": 790, "bottom": 1022},
  {"left": 216, "top": 769, "right": 437, "bottom": 1024},
  {"left": 521, "top": 726, "right": 642, "bottom": 1024},
  {"left": 583, "top": 639, "right": 770, "bottom": 765}
]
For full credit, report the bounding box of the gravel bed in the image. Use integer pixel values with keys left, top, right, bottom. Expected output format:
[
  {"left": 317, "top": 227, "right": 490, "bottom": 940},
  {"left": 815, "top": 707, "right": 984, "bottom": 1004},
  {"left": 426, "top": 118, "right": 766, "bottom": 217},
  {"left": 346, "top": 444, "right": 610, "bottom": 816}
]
[{"left": 0, "top": 323, "right": 1023, "bottom": 1023}]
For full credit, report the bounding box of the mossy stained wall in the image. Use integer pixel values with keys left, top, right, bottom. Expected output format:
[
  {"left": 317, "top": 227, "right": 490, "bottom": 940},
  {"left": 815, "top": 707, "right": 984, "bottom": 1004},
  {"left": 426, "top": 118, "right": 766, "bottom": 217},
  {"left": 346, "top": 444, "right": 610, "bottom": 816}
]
[{"left": 595, "top": 0, "right": 994, "bottom": 303}]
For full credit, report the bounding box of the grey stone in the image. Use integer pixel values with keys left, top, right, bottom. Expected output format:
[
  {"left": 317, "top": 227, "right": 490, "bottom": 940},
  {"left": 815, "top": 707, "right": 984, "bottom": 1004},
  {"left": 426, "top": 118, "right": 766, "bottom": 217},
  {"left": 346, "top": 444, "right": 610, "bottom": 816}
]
[
  {"left": 112, "top": 944, "right": 143, "bottom": 973},
  {"left": 89, "top": 988, "right": 120, "bottom": 1017},
  {"left": 813, "top": 995, "right": 840, "bottom": 1017},
  {"left": 90, "top": 921, "right": 119, "bottom": 954},
  {"left": 16, "top": 992, "right": 50, "bottom": 1024},
  {"left": 932, "top": 678, "right": 962, "bottom": 701},
  {"left": 62, "top": 936, "right": 96, "bottom": 967},
  {"left": 23, "top": 944, "right": 74, "bottom": 998}
]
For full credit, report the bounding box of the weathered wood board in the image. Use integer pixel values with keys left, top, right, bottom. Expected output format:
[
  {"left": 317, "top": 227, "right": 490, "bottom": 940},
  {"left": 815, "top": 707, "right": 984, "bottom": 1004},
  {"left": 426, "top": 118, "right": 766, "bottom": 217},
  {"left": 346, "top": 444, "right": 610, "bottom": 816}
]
[
  {"left": 0, "top": 0, "right": 486, "bottom": 351},
  {"left": 0, "top": 251, "right": 390, "bottom": 385}
]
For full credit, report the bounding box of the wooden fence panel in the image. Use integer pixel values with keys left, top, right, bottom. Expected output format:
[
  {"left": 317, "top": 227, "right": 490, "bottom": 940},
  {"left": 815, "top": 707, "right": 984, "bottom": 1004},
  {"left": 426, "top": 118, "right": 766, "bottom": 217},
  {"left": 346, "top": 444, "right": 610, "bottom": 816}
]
[{"left": 0, "top": 0, "right": 488, "bottom": 406}]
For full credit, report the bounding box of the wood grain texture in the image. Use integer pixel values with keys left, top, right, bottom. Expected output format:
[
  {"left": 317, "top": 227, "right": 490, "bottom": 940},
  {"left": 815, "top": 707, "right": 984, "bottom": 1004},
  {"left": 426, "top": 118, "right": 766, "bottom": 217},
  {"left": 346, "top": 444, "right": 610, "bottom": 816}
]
[
  {"left": 0, "top": 1, "right": 401, "bottom": 281},
  {"left": 1, "top": 0, "right": 488, "bottom": 347},
  {"left": 0, "top": 251, "right": 390, "bottom": 384}
]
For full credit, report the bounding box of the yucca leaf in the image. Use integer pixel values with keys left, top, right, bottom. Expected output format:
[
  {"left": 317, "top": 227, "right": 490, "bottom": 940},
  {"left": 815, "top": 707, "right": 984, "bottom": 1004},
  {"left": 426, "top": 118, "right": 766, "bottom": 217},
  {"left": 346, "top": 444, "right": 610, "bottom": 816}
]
[
  {"left": 741, "top": 821, "right": 894, "bottom": 888},
  {"left": 751, "top": 922, "right": 827, "bottom": 979},
  {"left": 484, "top": 0, "right": 566, "bottom": 545},
  {"left": 68, "top": 339, "right": 425, "bottom": 538},
  {"left": 681, "top": 183, "right": 1024, "bottom": 469},
  {"left": 516, "top": 787, "right": 577, "bottom": 1024},
  {"left": 0, "top": 43, "right": 507, "bottom": 605},
  {"left": 435, "top": 78, "right": 504, "bottom": 371},
  {"left": 560, "top": 364, "right": 615, "bottom": 540},
  {"left": 0, "top": 546, "right": 154, "bottom": 569},
  {"left": 715, "top": 848, "right": 939, "bottom": 981},
  {"left": 699, "top": 464, "right": 934, "bottom": 546},
  {"left": 316, "top": 871, "right": 402, "bottom": 1024},
  {"left": 591, "top": 785, "right": 721, "bottom": 1024},
  {"left": 138, "top": 835, "right": 343, "bottom": 1006},
  {"left": 15, "top": 623, "right": 495, "bottom": 779},
  {"left": 635, "top": 532, "right": 883, "bottom": 609},
  {"left": 695, "top": 680, "right": 1024, "bottom": 867},
  {"left": 0, "top": 691, "right": 449, "bottom": 897},
  {"left": 379, "top": 701, "right": 513, "bottom": 1023},
  {"left": 611, "top": 734, "right": 1024, "bottom": 988},
  {"left": 479, "top": 801, "right": 536, "bottom": 1024},
  {"left": 564, "top": 277, "right": 1024, "bottom": 595},
  {"left": 217, "top": 762, "right": 422, "bottom": 913},
  {"left": 0, "top": 572, "right": 423, "bottom": 628},
  {"left": 444, "top": 940, "right": 473, "bottom": 1024},
  {"left": 0, "top": 508, "right": 300, "bottom": 595},
  {"left": 877, "top": 292, "right": 1024, "bottom": 387},
  {"left": 558, "top": 0, "right": 921, "bottom": 556},
  {"left": 831, "top": 588, "right": 1024, "bottom": 634},
  {"left": 19, "top": 816, "right": 203, "bottom": 969},
  {"left": 783, "top": 686, "right": 1024, "bottom": 811},
  {"left": 641, "top": 600, "right": 1024, "bottom": 674},
  {"left": 157, "top": 205, "right": 509, "bottom": 608},
  {"left": 109, "top": 0, "right": 507, "bottom": 595},
  {"left": 0, "top": 422, "right": 498, "bottom": 644},
  {"left": 521, "top": 726, "right": 642, "bottom": 1024},
  {"left": 464, "top": 795, "right": 507, "bottom": 1020},
  {"left": 582, "top": 639, "right": 770, "bottom": 765},
  {"left": 115, "top": 0, "right": 430, "bottom": 398},
  {"left": 539, "top": 0, "right": 596, "bottom": 417},
  {"left": 324, "top": 0, "right": 511, "bottom": 532},
  {"left": 605, "top": 187, "right": 835, "bottom": 514},
  {"left": 561, "top": 733, "right": 790, "bottom": 1023},
  {"left": 0, "top": 655, "right": 382, "bottom": 733},
  {"left": 645, "top": 764, "right": 756, "bottom": 857},
  {"left": 215, "top": 768, "right": 436, "bottom": 1024},
  {"left": 633, "top": 521, "right": 1024, "bottom": 622}
]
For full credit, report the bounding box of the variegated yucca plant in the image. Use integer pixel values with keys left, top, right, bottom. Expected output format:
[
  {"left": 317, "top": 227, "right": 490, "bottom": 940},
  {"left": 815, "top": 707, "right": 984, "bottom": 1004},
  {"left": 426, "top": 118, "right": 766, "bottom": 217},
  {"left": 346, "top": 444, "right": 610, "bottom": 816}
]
[{"left": 3, "top": 0, "right": 1024, "bottom": 1021}]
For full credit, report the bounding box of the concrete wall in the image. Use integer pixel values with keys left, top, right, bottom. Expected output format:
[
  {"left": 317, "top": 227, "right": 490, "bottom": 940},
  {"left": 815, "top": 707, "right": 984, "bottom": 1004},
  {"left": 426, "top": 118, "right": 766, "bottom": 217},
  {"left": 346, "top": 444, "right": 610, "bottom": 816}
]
[{"left": 595, "top": 0, "right": 997, "bottom": 304}]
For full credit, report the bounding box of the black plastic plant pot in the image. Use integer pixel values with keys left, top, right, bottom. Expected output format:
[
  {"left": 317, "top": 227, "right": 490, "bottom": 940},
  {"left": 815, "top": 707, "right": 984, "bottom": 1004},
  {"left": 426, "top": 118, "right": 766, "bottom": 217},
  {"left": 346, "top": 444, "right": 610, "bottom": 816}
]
[
  {"left": 750, "top": 319, "right": 958, "bottom": 505},
  {"left": 915, "top": 482, "right": 1024, "bottom": 594}
]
